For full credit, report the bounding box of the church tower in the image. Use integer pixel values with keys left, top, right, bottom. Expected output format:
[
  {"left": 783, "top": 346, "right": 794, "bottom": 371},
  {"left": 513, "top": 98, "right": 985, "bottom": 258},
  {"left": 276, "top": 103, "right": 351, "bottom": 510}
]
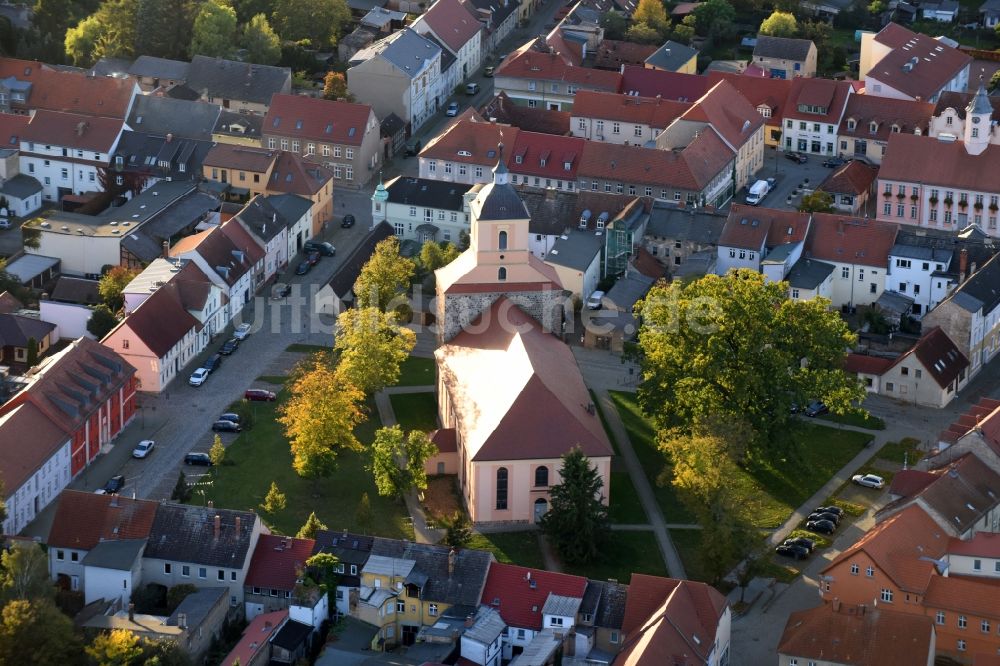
[{"left": 964, "top": 81, "right": 993, "bottom": 157}]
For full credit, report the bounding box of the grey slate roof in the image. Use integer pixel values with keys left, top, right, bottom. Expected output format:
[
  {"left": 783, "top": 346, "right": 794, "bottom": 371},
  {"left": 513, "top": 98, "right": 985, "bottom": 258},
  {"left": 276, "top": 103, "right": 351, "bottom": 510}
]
[
  {"left": 354, "top": 29, "right": 441, "bottom": 79},
  {"left": 645, "top": 41, "right": 699, "bottom": 72},
  {"left": 119, "top": 188, "right": 221, "bottom": 264},
  {"left": 465, "top": 607, "right": 507, "bottom": 645},
  {"left": 876, "top": 289, "right": 915, "bottom": 317},
  {"left": 381, "top": 113, "right": 406, "bottom": 138},
  {"left": 545, "top": 230, "right": 604, "bottom": 271},
  {"left": 982, "top": 0, "right": 1000, "bottom": 13},
  {"left": 370, "top": 537, "right": 492, "bottom": 607},
  {"left": 467, "top": 0, "right": 520, "bottom": 29},
  {"left": 214, "top": 109, "right": 263, "bottom": 141},
  {"left": 605, "top": 270, "right": 654, "bottom": 311},
  {"left": 947, "top": 252, "right": 1000, "bottom": 314},
  {"left": 1, "top": 173, "right": 42, "bottom": 199},
  {"left": 267, "top": 194, "right": 313, "bottom": 228},
  {"left": 128, "top": 96, "right": 221, "bottom": 141},
  {"left": 591, "top": 580, "right": 628, "bottom": 630},
  {"left": 753, "top": 35, "right": 815, "bottom": 62},
  {"left": 425, "top": 33, "right": 458, "bottom": 73},
  {"left": 186, "top": 56, "right": 291, "bottom": 106},
  {"left": 90, "top": 57, "right": 133, "bottom": 78},
  {"left": 81, "top": 538, "right": 146, "bottom": 571},
  {"left": 542, "top": 593, "right": 583, "bottom": 617},
  {"left": 272, "top": 620, "right": 313, "bottom": 650},
  {"left": 144, "top": 504, "right": 256, "bottom": 569},
  {"left": 519, "top": 187, "right": 578, "bottom": 236},
  {"left": 325, "top": 222, "right": 395, "bottom": 299},
  {"left": 235, "top": 196, "right": 287, "bottom": 243},
  {"left": 385, "top": 176, "right": 471, "bottom": 210},
  {"left": 476, "top": 180, "right": 529, "bottom": 221},
  {"left": 128, "top": 56, "right": 191, "bottom": 81},
  {"left": 890, "top": 242, "right": 952, "bottom": 263},
  {"left": 645, "top": 202, "right": 727, "bottom": 244},
  {"left": 312, "top": 530, "right": 375, "bottom": 567},
  {"left": 50, "top": 276, "right": 100, "bottom": 305},
  {"left": 113, "top": 131, "right": 214, "bottom": 184},
  {"left": 786, "top": 257, "right": 835, "bottom": 290},
  {"left": 167, "top": 587, "right": 227, "bottom": 628}
]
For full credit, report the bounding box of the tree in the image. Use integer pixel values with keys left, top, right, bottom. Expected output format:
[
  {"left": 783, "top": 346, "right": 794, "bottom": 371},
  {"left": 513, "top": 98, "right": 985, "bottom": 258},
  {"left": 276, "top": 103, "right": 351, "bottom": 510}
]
[
  {"left": 599, "top": 11, "right": 628, "bottom": 39},
  {"left": 232, "top": 0, "right": 274, "bottom": 23},
  {"left": 334, "top": 307, "right": 416, "bottom": 395},
  {"left": 297, "top": 511, "right": 327, "bottom": 539},
  {"left": 209, "top": 434, "right": 226, "bottom": 467},
  {"left": 442, "top": 511, "right": 472, "bottom": 549},
  {"left": 25, "top": 337, "right": 38, "bottom": 367},
  {"left": 322, "top": 71, "right": 350, "bottom": 100},
  {"left": 261, "top": 481, "right": 287, "bottom": 513},
  {"left": 369, "top": 425, "right": 437, "bottom": 498},
  {"left": 625, "top": 22, "right": 663, "bottom": 45},
  {"left": 98, "top": 265, "right": 139, "bottom": 311},
  {"left": 171, "top": 470, "right": 191, "bottom": 502},
  {"left": 86, "top": 628, "right": 143, "bottom": 665},
  {"left": 759, "top": 10, "right": 798, "bottom": 37},
  {"left": 87, "top": 304, "right": 119, "bottom": 339},
  {"left": 0, "top": 542, "right": 53, "bottom": 604},
  {"left": 688, "top": 0, "right": 736, "bottom": 38},
  {"left": 632, "top": 0, "right": 669, "bottom": 34},
  {"left": 305, "top": 552, "right": 339, "bottom": 591},
  {"left": 242, "top": 13, "right": 282, "bottom": 65},
  {"left": 419, "top": 241, "right": 460, "bottom": 273},
  {"left": 539, "top": 449, "right": 609, "bottom": 565},
  {"left": 279, "top": 355, "right": 365, "bottom": 478},
  {"left": 190, "top": 0, "right": 238, "bottom": 58},
  {"left": 867, "top": 0, "right": 886, "bottom": 15},
  {"left": 0, "top": 600, "right": 78, "bottom": 666},
  {"left": 64, "top": 0, "right": 139, "bottom": 66},
  {"left": 992, "top": 69, "right": 1000, "bottom": 92},
  {"left": 134, "top": 0, "right": 194, "bottom": 59},
  {"left": 272, "top": 0, "right": 351, "bottom": 46},
  {"left": 671, "top": 22, "right": 696, "bottom": 44},
  {"left": 354, "top": 236, "right": 414, "bottom": 312},
  {"left": 798, "top": 190, "right": 835, "bottom": 213},
  {"left": 636, "top": 270, "right": 865, "bottom": 460},
  {"left": 355, "top": 492, "right": 373, "bottom": 533}
]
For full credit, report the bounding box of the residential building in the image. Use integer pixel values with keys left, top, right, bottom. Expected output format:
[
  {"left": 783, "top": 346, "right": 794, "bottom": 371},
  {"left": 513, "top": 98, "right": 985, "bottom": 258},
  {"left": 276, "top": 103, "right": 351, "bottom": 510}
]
[
  {"left": 80, "top": 538, "right": 146, "bottom": 606},
  {"left": 264, "top": 152, "right": 334, "bottom": 237},
  {"left": 461, "top": 606, "right": 506, "bottom": 666},
  {"left": 584, "top": 266, "right": 656, "bottom": 352},
  {"left": 168, "top": 223, "right": 258, "bottom": 320},
  {"left": 543, "top": 228, "right": 604, "bottom": 299},
  {"left": 782, "top": 77, "right": 854, "bottom": 156},
  {"left": 778, "top": 603, "right": 936, "bottom": 666},
  {"left": 469, "top": 0, "right": 520, "bottom": 52},
  {"left": 0, "top": 313, "right": 55, "bottom": 368},
  {"left": 127, "top": 56, "right": 190, "bottom": 92},
  {"left": 752, "top": 35, "right": 818, "bottom": 79},
  {"left": 786, "top": 256, "right": 836, "bottom": 302},
  {"left": 310, "top": 530, "right": 375, "bottom": 616},
  {"left": 481, "top": 92, "right": 571, "bottom": 136},
  {"left": 111, "top": 131, "right": 214, "bottom": 194},
  {"left": 244, "top": 534, "right": 317, "bottom": 620},
  {"left": 0, "top": 172, "right": 42, "bottom": 218},
  {"left": 508, "top": 130, "right": 584, "bottom": 191},
  {"left": 617, "top": 574, "right": 731, "bottom": 665},
  {"left": 929, "top": 88, "right": 1000, "bottom": 145},
  {"left": 715, "top": 206, "right": 811, "bottom": 280},
  {"left": 202, "top": 143, "right": 277, "bottom": 199},
  {"left": 642, "top": 201, "right": 726, "bottom": 272},
  {"left": 981, "top": 0, "right": 1000, "bottom": 27},
  {"left": 180, "top": 56, "right": 291, "bottom": 115},
  {"left": 348, "top": 28, "right": 444, "bottom": 132},
  {"left": 19, "top": 110, "right": 126, "bottom": 201},
  {"left": 620, "top": 65, "right": 710, "bottom": 101},
  {"left": 706, "top": 71, "right": 793, "bottom": 148},
  {"left": 922, "top": 252, "right": 1000, "bottom": 378},
  {"left": 570, "top": 91, "right": 690, "bottom": 145},
  {"left": 818, "top": 160, "right": 879, "bottom": 214},
  {"left": 859, "top": 23, "right": 971, "bottom": 102},
  {"left": 315, "top": 222, "right": 395, "bottom": 316},
  {"left": 419, "top": 117, "right": 515, "bottom": 185},
  {"left": 493, "top": 38, "right": 622, "bottom": 111},
  {"left": 593, "top": 40, "right": 657, "bottom": 72},
  {"left": 222, "top": 610, "right": 288, "bottom": 666},
  {"left": 644, "top": 40, "right": 698, "bottom": 74},
  {"left": 412, "top": 0, "right": 483, "bottom": 93},
  {"left": 519, "top": 188, "right": 640, "bottom": 262},
  {"left": 0, "top": 57, "right": 138, "bottom": 119},
  {"left": 127, "top": 95, "right": 221, "bottom": 142},
  {"left": 837, "top": 94, "right": 933, "bottom": 164},
  {"left": 656, "top": 79, "right": 766, "bottom": 191},
  {"left": 262, "top": 94, "right": 381, "bottom": 186},
  {"left": 213, "top": 109, "right": 263, "bottom": 147},
  {"left": 921, "top": 0, "right": 960, "bottom": 21},
  {"left": 375, "top": 176, "right": 472, "bottom": 243},
  {"left": 233, "top": 195, "right": 294, "bottom": 282}
]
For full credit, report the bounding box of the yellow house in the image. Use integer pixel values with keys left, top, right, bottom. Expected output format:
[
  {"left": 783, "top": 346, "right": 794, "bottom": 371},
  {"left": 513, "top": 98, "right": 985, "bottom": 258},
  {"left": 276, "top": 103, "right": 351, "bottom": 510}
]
[{"left": 644, "top": 40, "right": 699, "bottom": 74}]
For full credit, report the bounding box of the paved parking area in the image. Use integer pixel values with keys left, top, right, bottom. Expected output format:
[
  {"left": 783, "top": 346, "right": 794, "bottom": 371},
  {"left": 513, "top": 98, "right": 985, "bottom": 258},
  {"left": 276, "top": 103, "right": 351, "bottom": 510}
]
[{"left": 733, "top": 150, "right": 840, "bottom": 211}]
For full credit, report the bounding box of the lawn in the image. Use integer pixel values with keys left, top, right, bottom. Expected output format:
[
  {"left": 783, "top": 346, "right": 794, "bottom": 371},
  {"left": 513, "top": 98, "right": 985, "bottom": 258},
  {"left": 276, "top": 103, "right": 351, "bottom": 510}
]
[
  {"left": 256, "top": 375, "right": 288, "bottom": 385},
  {"left": 197, "top": 393, "right": 413, "bottom": 540},
  {"left": 468, "top": 531, "right": 545, "bottom": 569},
  {"left": 819, "top": 411, "right": 886, "bottom": 430},
  {"left": 669, "top": 529, "right": 712, "bottom": 583},
  {"left": 394, "top": 356, "right": 436, "bottom": 387},
  {"left": 875, "top": 437, "right": 922, "bottom": 465},
  {"left": 565, "top": 531, "right": 668, "bottom": 583},
  {"left": 589, "top": 390, "right": 620, "bottom": 455},
  {"left": 609, "top": 472, "right": 647, "bottom": 525},
  {"left": 609, "top": 392, "right": 874, "bottom": 529},
  {"left": 389, "top": 392, "right": 439, "bottom": 433}
]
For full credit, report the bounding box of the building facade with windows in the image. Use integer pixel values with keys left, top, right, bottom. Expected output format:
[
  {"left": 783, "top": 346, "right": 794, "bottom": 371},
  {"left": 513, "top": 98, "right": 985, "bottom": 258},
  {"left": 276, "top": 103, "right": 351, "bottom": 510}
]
[
  {"left": 374, "top": 176, "right": 472, "bottom": 244},
  {"left": 836, "top": 94, "right": 933, "bottom": 165},
  {"left": 569, "top": 90, "right": 690, "bottom": 146},
  {"left": 781, "top": 78, "right": 853, "bottom": 156}
]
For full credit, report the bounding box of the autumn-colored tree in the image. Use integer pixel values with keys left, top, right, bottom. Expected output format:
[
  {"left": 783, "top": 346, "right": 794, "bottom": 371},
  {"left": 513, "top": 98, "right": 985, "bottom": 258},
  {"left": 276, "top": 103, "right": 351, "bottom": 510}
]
[
  {"left": 0, "top": 600, "right": 79, "bottom": 666},
  {"left": 625, "top": 22, "right": 663, "bottom": 45},
  {"left": 322, "top": 71, "right": 350, "bottom": 100},
  {"left": 86, "top": 628, "right": 143, "bottom": 665},
  {"left": 354, "top": 236, "right": 414, "bottom": 312},
  {"left": 632, "top": 0, "right": 669, "bottom": 35},
  {"left": 98, "top": 265, "right": 139, "bottom": 311},
  {"left": 261, "top": 481, "right": 287, "bottom": 513},
  {"left": 0, "top": 542, "right": 53, "bottom": 604},
  {"left": 759, "top": 10, "right": 798, "bottom": 37},
  {"left": 369, "top": 425, "right": 437, "bottom": 498},
  {"left": 209, "top": 434, "right": 226, "bottom": 467},
  {"left": 798, "top": 190, "right": 835, "bottom": 213},
  {"left": 333, "top": 307, "right": 416, "bottom": 395},
  {"left": 297, "top": 511, "right": 328, "bottom": 539}
]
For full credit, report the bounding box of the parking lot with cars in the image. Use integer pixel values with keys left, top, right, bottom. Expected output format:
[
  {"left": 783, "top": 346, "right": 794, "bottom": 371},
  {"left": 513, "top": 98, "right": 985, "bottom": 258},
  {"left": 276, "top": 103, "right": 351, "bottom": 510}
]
[{"left": 738, "top": 148, "right": 840, "bottom": 211}]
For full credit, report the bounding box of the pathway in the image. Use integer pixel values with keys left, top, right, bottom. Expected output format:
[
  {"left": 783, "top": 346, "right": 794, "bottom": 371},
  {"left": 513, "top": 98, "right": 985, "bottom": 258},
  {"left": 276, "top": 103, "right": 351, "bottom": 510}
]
[{"left": 538, "top": 534, "right": 563, "bottom": 573}]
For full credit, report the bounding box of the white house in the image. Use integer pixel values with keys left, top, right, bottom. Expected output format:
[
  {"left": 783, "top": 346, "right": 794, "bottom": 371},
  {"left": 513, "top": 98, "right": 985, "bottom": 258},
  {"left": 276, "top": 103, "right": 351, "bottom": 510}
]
[
  {"left": 859, "top": 23, "right": 970, "bottom": 103},
  {"left": 372, "top": 175, "right": 472, "bottom": 244},
  {"left": 82, "top": 538, "right": 146, "bottom": 606},
  {"left": 412, "top": 0, "right": 483, "bottom": 92},
  {"left": 461, "top": 607, "right": 506, "bottom": 666},
  {"left": 781, "top": 77, "right": 853, "bottom": 156},
  {"left": 543, "top": 229, "right": 603, "bottom": 300},
  {"left": 804, "top": 213, "right": 899, "bottom": 310},
  {"left": 0, "top": 174, "right": 43, "bottom": 218},
  {"left": 887, "top": 235, "right": 955, "bottom": 317},
  {"left": 715, "top": 206, "right": 811, "bottom": 280}
]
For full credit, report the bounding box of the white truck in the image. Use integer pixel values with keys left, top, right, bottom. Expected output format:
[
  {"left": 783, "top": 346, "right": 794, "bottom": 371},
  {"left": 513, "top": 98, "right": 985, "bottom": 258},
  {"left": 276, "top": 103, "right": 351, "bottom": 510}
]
[{"left": 745, "top": 179, "right": 771, "bottom": 205}]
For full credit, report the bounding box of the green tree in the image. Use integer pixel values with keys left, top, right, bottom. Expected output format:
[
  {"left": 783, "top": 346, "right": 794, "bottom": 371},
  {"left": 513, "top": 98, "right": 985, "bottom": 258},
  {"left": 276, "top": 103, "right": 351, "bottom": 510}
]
[
  {"left": 232, "top": 0, "right": 274, "bottom": 23},
  {"left": 632, "top": 0, "right": 669, "bottom": 34},
  {"left": 442, "top": 511, "right": 472, "bottom": 549},
  {"left": 190, "top": 0, "right": 238, "bottom": 58},
  {"left": 305, "top": 552, "right": 339, "bottom": 591},
  {"left": 272, "top": 0, "right": 351, "bottom": 46},
  {"left": 98, "top": 265, "right": 139, "bottom": 311},
  {"left": 671, "top": 22, "right": 696, "bottom": 44},
  {"left": 539, "top": 449, "right": 609, "bottom": 565},
  {"left": 171, "top": 470, "right": 191, "bottom": 502},
  {"left": 86, "top": 628, "right": 143, "bottom": 665},
  {"left": 354, "top": 236, "right": 414, "bottom": 312},
  {"left": 868, "top": 0, "right": 886, "bottom": 14},
  {"left": 0, "top": 542, "right": 53, "bottom": 604},
  {"left": 209, "top": 434, "right": 226, "bottom": 466},
  {"left": 369, "top": 425, "right": 437, "bottom": 498},
  {"left": 242, "top": 13, "right": 282, "bottom": 65},
  {"left": 355, "top": 492, "right": 373, "bottom": 533},
  {"left": 25, "top": 337, "right": 38, "bottom": 367},
  {"left": 625, "top": 22, "right": 663, "bottom": 45},
  {"left": 297, "top": 511, "right": 328, "bottom": 539},
  {"left": 64, "top": 0, "right": 139, "bottom": 66},
  {"left": 599, "top": 11, "right": 628, "bottom": 39},
  {"left": 134, "top": 0, "right": 194, "bottom": 59},
  {"left": 759, "top": 10, "right": 798, "bottom": 36},
  {"left": 419, "top": 241, "right": 460, "bottom": 273},
  {"left": 322, "top": 71, "right": 350, "bottom": 100},
  {"left": 688, "top": 0, "right": 736, "bottom": 38},
  {"left": 636, "top": 270, "right": 865, "bottom": 460},
  {"left": 87, "top": 304, "right": 119, "bottom": 339},
  {"left": 992, "top": 69, "right": 1000, "bottom": 91},
  {"left": 798, "top": 190, "right": 835, "bottom": 213},
  {"left": 0, "top": 600, "right": 78, "bottom": 666},
  {"left": 333, "top": 307, "right": 416, "bottom": 395},
  {"left": 261, "top": 481, "right": 287, "bottom": 513}
]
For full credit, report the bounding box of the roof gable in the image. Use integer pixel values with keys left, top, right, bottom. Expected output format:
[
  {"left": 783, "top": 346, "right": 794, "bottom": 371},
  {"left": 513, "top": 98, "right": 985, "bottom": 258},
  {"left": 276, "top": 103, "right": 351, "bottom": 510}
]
[
  {"left": 265, "top": 94, "right": 375, "bottom": 146},
  {"left": 806, "top": 213, "right": 899, "bottom": 268},
  {"left": 480, "top": 562, "right": 587, "bottom": 630},
  {"left": 47, "top": 490, "right": 158, "bottom": 550},
  {"left": 245, "top": 534, "right": 316, "bottom": 590},
  {"left": 145, "top": 503, "right": 257, "bottom": 568}
]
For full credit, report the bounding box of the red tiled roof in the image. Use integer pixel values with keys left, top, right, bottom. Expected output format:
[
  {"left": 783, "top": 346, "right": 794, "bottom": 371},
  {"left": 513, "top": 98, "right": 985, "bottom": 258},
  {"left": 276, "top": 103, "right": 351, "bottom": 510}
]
[
  {"left": 496, "top": 40, "right": 621, "bottom": 91},
  {"left": 681, "top": 80, "right": 764, "bottom": 150},
  {"left": 509, "top": 131, "right": 584, "bottom": 180},
  {"left": 106, "top": 278, "right": 202, "bottom": 357},
  {"left": 671, "top": 1, "right": 700, "bottom": 15},
  {"left": 948, "top": 531, "right": 1000, "bottom": 558},
  {"left": 880, "top": 133, "right": 1000, "bottom": 191},
  {"left": 839, "top": 94, "right": 934, "bottom": 142},
  {"left": 706, "top": 71, "right": 792, "bottom": 127},
  {"left": 430, "top": 428, "right": 457, "bottom": 453},
  {"left": 0, "top": 113, "right": 29, "bottom": 147},
  {"left": 783, "top": 78, "right": 852, "bottom": 124},
  {"left": 885, "top": 327, "right": 968, "bottom": 389},
  {"left": 570, "top": 90, "right": 690, "bottom": 129},
  {"left": 868, "top": 24, "right": 972, "bottom": 101},
  {"left": 620, "top": 65, "right": 709, "bottom": 102},
  {"left": 222, "top": 610, "right": 287, "bottom": 666},
  {"left": 818, "top": 160, "right": 878, "bottom": 196},
  {"left": 220, "top": 217, "right": 266, "bottom": 265},
  {"left": 936, "top": 398, "right": 1000, "bottom": 450},
  {"left": 720, "top": 205, "right": 810, "bottom": 250},
  {"left": 267, "top": 152, "right": 334, "bottom": 197},
  {"left": 0, "top": 58, "right": 136, "bottom": 118},
  {"left": 844, "top": 353, "right": 894, "bottom": 375},
  {"left": 264, "top": 94, "right": 375, "bottom": 146},
  {"left": 888, "top": 469, "right": 937, "bottom": 498},
  {"left": 420, "top": 118, "right": 517, "bottom": 166},
  {"left": 203, "top": 143, "right": 277, "bottom": 172},
  {"left": 419, "top": 0, "right": 482, "bottom": 53},
  {"left": 47, "top": 489, "right": 158, "bottom": 550},
  {"left": 20, "top": 110, "right": 124, "bottom": 153},
  {"left": 0, "top": 402, "right": 69, "bottom": 493},
  {"left": 632, "top": 247, "right": 665, "bottom": 279},
  {"left": 479, "top": 562, "right": 587, "bottom": 630},
  {"left": 806, "top": 213, "right": 899, "bottom": 268},
  {"left": 246, "top": 534, "right": 316, "bottom": 590},
  {"left": 481, "top": 93, "right": 571, "bottom": 136},
  {"left": 924, "top": 573, "right": 1000, "bottom": 618},
  {"left": 593, "top": 40, "right": 658, "bottom": 70},
  {"left": 824, "top": 505, "right": 947, "bottom": 594}
]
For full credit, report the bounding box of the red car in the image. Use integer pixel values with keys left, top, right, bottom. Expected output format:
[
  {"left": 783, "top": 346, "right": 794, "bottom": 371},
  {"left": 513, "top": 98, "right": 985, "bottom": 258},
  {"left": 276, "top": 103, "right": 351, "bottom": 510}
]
[{"left": 245, "top": 389, "right": 277, "bottom": 402}]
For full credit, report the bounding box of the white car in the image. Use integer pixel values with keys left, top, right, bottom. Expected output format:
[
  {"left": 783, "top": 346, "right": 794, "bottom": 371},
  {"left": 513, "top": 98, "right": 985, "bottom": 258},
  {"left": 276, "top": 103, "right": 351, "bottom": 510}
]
[
  {"left": 189, "top": 367, "right": 210, "bottom": 386},
  {"left": 852, "top": 473, "right": 885, "bottom": 489},
  {"left": 132, "top": 440, "right": 155, "bottom": 458},
  {"left": 234, "top": 323, "right": 252, "bottom": 340},
  {"left": 586, "top": 290, "right": 605, "bottom": 310},
  {"left": 446, "top": 101, "right": 459, "bottom": 117}
]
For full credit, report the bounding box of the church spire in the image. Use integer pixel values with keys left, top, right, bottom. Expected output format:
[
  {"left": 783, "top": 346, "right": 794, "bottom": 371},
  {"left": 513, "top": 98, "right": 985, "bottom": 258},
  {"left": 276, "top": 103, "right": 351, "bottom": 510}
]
[{"left": 492, "top": 142, "right": 509, "bottom": 185}]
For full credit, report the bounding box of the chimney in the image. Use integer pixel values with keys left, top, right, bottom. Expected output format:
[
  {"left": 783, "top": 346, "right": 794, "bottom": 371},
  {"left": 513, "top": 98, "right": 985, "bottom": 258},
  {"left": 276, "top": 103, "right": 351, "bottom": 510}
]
[
  {"left": 465, "top": 614, "right": 475, "bottom": 628},
  {"left": 207, "top": 500, "right": 214, "bottom": 508},
  {"left": 177, "top": 613, "right": 187, "bottom": 629},
  {"left": 128, "top": 602, "right": 135, "bottom": 622},
  {"left": 214, "top": 514, "right": 221, "bottom": 539},
  {"left": 166, "top": 133, "right": 173, "bottom": 143},
  {"left": 837, "top": 219, "right": 844, "bottom": 234},
  {"left": 162, "top": 240, "right": 170, "bottom": 259},
  {"left": 859, "top": 604, "right": 867, "bottom": 616},
  {"left": 832, "top": 598, "right": 841, "bottom": 612},
  {"left": 235, "top": 516, "right": 242, "bottom": 534},
  {"left": 960, "top": 247, "right": 968, "bottom": 281},
  {"left": 448, "top": 548, "right": 456, "bottom": 577}
]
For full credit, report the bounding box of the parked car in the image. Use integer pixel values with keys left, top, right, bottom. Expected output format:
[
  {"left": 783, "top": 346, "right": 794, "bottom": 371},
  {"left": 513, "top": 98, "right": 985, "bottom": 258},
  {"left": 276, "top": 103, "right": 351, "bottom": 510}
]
[
  {"left": 202, "top": 354, "right": 222, "bottom": 372},
  {"left": 804, "top": 401, "right": 828, "bottom": 417},
  {"left": 776, "top": 543, "right": 810, "bottom": 560},
  {"left": 784, "top": 536, "right": 816, "bottom": 552},
  {"left": 404, "top": 140, "right": 422, "bottom": 157},
  {"left": 785, "top": 151, "right": 808, "bottom": 164},
  {"left": 218, "top": 413, "right": 241, "bottom": 424},
  {"left": 823, "top": 156, "right": 846, "bottom": 168},
  {"left": 212, "top": 419, "right": 242, "bottom": 433},
  {"left": 852, "top": 473, "right": 885, "bottom": 489},
  {"left": 294, "top": 261, "right": 311, "bottom": 276},
  {"left": 586, "top": 290, "right": 605, "bottom": 310},
  {"left": 132, "top": 440, "right": 155, "bottom": 459},
  {"left": 484, "top": 66, "right": 495, "bottom": 77},
  {"left": 806, "top": 519, "right": 836, "bottom": 535},
  {"left": 234, "top": 323, "right": 252, "bottom": 340},
  {"left": 306, "top": 250, "right": 321, "bottom": 266},
  {"left": 184, "top": 452, "right": 212, "bottom": 466},
  {"left": 304, "top": 240, "right": 336, "bottom": 256},
  {"left": 219, "top": 338, "right": 240, "bottom": 355},
  {"left": 102, "top": 475, "right": 126, "bottom": 495},
  {"left": 815, "top": 506, "right": 843, "bottom": 518},
  {"left": 189, "top": 367, "right": 210, "bottom": 386},
  {"left": 245, "top": 389, "right": 277, "bottom": 402},
  {"left": 465, "top": 82, "right": 480, "bottom": 95},
  {"left": 271, "top": 283, "right": 292, "bottom": 299},
  {"left": 446, "top": 101, "right": 460, "bottom": 117},
  {"left": 341, "top": 215, "right": 355, "bottom": 229},
  {"left": 808, "top": 511, "right": 841, "bottom": 525}
]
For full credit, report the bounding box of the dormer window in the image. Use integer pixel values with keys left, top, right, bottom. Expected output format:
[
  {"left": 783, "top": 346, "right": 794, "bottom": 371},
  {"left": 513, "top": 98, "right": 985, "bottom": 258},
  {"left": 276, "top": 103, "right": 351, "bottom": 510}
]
[
  {"left": 540, "top": 157, "right": 546, "bottom": 167},
  {"left": 515, "top": 155, "right": 523, "bottom": 164},
  {"left": 869, "top": 121, "right": 878, "bottom": 133},
  {"left": 847, "top": 119, "right": 856, "bottom": 130},
  {"left": 891, "top": 124, "right": 900, "bottom": 133}
]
